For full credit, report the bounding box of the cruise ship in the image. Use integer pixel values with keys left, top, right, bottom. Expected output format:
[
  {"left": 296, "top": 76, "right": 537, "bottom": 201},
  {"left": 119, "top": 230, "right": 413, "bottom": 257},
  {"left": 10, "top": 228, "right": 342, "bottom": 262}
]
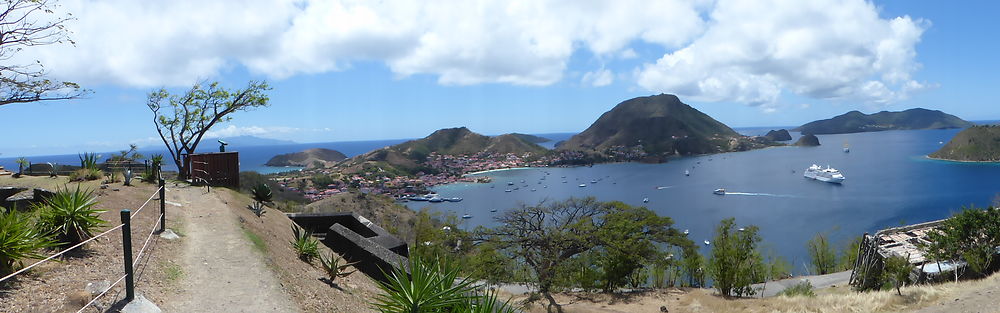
[{"left": 804, "top": 164, "right": 846, "bottom": 184}]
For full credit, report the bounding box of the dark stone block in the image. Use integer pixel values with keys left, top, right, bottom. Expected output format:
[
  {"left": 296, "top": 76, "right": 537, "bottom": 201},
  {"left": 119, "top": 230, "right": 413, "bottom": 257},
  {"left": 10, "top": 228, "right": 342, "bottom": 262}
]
[{"left": 287, "top": 212, "right": 411, "bottom": 283}]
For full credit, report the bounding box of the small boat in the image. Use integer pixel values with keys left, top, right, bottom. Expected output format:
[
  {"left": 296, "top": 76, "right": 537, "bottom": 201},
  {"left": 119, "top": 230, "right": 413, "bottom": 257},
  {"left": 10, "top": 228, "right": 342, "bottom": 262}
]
[
  {"left": 490, "top": 209, "right": 498, "bottom": 213},
  {"left": 462, "top": 214, "right": 472, "bottom": 219},
  {"left": 444, "top": 197, "right": 463, "bottom": 202},
  {"left": 685, "top": 170, "right": 690, "bottom": 176},
  {"left": 429, "top": 197, "right": 444, "bottom": 203},
  {"left": 562, "top": 181, "right": 568, "bottom": 183},
  {"left": 590, "top": 180, "right": 597, "bottom": 184},
  {"left": 531, "top": 189, "right": 537, "bottom": 192},
  {"left": 713, "top": 188, "right": 726, "bottom": 195},
  {"left": 504, "top": 189, "right": 512, "bottom": 192},
  {"left": 578, "top": 184, "right": 587, "bottom": 187},
  {"left": 409, "top": 196, "right": 429, "bottom": 201},
  {"left": 843, "top": 142, "right": 850, "bottom": 153},
  {"left": 683, "top": 229, "right": 690, "bottom": 235},
  {"left": 703, "top": 240, "right": 711, "bottom": 245},
  {"left": 507, "top": 182, "right": 514, "bottom": 186},
  {"left": 490, "top": 185, "right": 495, "bottom": 188},
  {"left": 642, "top": 197, "right": 649, "bottom": 203}
]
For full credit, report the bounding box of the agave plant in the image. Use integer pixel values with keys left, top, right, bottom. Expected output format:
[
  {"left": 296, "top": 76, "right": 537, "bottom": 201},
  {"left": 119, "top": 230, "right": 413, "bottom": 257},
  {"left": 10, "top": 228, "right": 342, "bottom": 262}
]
[
  {"left": 251, "top": 183, "right": 273, "bottom": 203},
  {"left": 290, "top": 224, "right": 319, "bottom": 263},
  {"left": 0, "top": 209, "right": 58, "bottom": 276},
  {"left": 47, "top": 162, "right": 59, "bottom": 177},
  {"left": 79, "top": 152, "right": 100, "bottom": 170},
  {"left": 247, "top": 201, "right": 266, "bottom": 218},
  {"left": 36, "top": 185, "right": 106, "bottom": 245},
  {"left": 123, "top": 169, "right": 133, "bottom": 186},
  {"left": 320, "top": 253, "right": 358, "bottom": 285},
  {"left": 371, "top": 255, "right": 519, "bottom": 313}
]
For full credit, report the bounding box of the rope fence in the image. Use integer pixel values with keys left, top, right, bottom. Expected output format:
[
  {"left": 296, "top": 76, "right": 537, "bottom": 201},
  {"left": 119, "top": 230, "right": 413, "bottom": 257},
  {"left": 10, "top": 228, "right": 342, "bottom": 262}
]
[{"left": 1, "top": 174, "right": 171, "bottom": 312}]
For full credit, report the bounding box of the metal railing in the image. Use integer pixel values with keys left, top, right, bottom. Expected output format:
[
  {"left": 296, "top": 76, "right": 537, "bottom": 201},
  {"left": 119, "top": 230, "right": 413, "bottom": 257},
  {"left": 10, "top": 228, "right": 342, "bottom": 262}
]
[{"left": 0, "top": 177, "right": 170, "bottom": 312}]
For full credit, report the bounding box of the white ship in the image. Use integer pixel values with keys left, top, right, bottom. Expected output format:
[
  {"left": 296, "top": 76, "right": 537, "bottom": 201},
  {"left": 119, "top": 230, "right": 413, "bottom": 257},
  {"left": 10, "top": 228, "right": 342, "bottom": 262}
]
[{"left": 804, "top": 164, "right": 845, "bottom": 184}]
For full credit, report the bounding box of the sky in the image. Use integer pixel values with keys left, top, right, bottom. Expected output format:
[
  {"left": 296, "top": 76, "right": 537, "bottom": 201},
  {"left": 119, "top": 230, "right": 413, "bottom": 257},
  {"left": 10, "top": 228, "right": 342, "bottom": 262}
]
[{"left": 1, "top": 0, "right": 998, "bottom": 156}]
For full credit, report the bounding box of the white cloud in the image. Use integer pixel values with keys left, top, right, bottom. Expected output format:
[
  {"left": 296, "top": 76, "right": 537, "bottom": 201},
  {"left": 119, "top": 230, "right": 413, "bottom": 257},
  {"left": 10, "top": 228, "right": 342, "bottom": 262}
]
[
  {"left": 636, "top": 0, "right": 928, "bottom": 105},
  {"left": 203, "top": 125, "right": 301, "bottom": 139},
  {"left": 19, "top": 0, "right": 928, "bottom": 107},
  {"left": 582, "top": 69, "right": 614, "bottom": 87}
]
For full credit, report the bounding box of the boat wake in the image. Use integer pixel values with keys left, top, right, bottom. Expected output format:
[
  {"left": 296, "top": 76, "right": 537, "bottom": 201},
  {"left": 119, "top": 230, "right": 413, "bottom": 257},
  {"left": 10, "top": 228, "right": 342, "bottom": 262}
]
[
  {"left": 655, "top": 186, "right": 673, "bottom": 190},
  {"left": 723, "top": 192, "right": 796, "bottom": 198}
]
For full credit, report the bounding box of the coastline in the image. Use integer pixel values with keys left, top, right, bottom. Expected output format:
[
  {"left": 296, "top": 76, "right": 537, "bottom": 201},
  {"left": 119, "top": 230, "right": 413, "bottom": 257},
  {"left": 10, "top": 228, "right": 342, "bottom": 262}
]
[
  {"left": 925, "top": 155, "right": 1000, "bottom": 164},
  {"left": 463, "top": 167, "right": 539, "bottom": 176}
]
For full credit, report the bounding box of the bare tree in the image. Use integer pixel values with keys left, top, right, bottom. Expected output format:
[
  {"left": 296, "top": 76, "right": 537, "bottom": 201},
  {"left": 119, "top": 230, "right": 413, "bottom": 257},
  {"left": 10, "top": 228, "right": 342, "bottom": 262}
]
[
  {"left": 147, "top": 81, "right": 270, "bottom": 180},
  {"left": 0, "top": 0, "right": 87, "bottom": 107}
]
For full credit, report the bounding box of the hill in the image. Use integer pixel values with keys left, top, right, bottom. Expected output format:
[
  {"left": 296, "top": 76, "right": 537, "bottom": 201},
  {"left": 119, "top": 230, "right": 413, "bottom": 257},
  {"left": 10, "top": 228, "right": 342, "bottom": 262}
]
[
  {"left": 795, "top": 109, "right": 974, "bottom": 135},
  {"left": 795, "top": 134, "right": 821, "bottom": 146},
  {"left": 764, "top": 129, "right": 792, "bottom": 141},
  {"left": 559, "top": 94, "right": 771, "bottom": 157},
  {"left": 929, "top": 126, "right": 1000, "bottom": 162},
  {"left": 266, "top": 148, "right": 347, "bottom": 169},
  {"left": 509, "top": 133, "right": 552, "bottom": 144},
  {"left": 339, "top": 127, "right": 547, "bottom": 175}
]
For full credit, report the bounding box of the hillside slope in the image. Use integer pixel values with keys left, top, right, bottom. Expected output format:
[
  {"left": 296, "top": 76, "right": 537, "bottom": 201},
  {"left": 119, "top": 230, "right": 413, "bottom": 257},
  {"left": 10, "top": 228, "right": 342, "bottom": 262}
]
[
  {"left": 929, "top": 125, "right": 1000, "bottom": 161},
  {"left": 795, "top": 108, "right": 974, "bottom": 134}
]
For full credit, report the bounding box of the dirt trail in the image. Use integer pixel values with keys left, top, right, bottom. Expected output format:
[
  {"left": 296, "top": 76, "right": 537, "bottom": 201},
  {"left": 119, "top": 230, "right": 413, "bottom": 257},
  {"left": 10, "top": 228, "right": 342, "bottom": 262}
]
[{"left": 163, "top": 185, "right": 299, "bottom": 312}]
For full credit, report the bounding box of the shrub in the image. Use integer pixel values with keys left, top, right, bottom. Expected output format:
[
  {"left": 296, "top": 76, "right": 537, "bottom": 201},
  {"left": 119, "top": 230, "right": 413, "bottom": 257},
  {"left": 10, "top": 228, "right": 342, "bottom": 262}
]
[
  {"left": 320, "top": 253, "right": 357, "bottom": 285},
  {"left": 778, "top": 281, "right": 816, "bottom": 297},
  {"left": 79, "top": 152, "right": 100, "bottom": 170},
  {"left": 69, "top": 168, "right": 103, "bottom": 181},
  {"left": 921, "top": 207, "right": 1000, "bottom": 278},
  {"left": 707, "top": 218, "right": 764, "bottom": 297},
  {"left": 884, "top": 255, "right": 914, "bottom": 295},
  {"left": 0, "top": 210, "right": 58, "bottom": 276},
  {"left": 36, "top": 185, "right": 106, "bottom": 245},
  {"left": 290, "top": 225, "right": 319, "bottom": 263}
]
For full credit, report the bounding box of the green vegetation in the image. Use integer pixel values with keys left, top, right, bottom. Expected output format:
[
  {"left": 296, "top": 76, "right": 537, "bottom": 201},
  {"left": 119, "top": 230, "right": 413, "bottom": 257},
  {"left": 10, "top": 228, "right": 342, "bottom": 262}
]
[
  {"left": 0, "top": 209, "right": 58, "bottom": 276},
  {"left": 319, "top": 253, "right": 357, "bottom": 285},
  {"left": 290, "top": 224, "right": 319, "bottom": 263},
  {"left": 883, "top": 255, "right": 914, "bottom": 295},
  {"left": 147, "top": 80, "right": 271, "bottom": 180},
  {"left": 778, "top": 281, "right": 816, "bottom": 297},
  {"left": 110, "top": 144, "right": 144, "bottom": 162},
  {"left": 930, "top": 125, "right": 1000, "bottom": 162},
  {"left": 807, "top": 233, "right": 837, "bottom": 275},
  {"left": 36, "top": 186, "right": 106, "bottom": 245},
  {"left": 838, "top": 236, "right": 863, "bottom": 271},
  {"left": 164, "top": 261, "right": 184, "bottom": 282},
  {"left": 795, "top": 108, "right": 974, "bottom": 135},
  {"left": 142, "top": 154, "right": 165, "bottom": 183},
  {"left": 251, "top": 183, "right": 272, "bottom": 203},
  {"left": 242, "top": 227, "right": 267, "bottom": 254},
  {"left": 707, "top": 218, "right": 764, "bottom": 298},
  {"left": 14, "top": 157, "right": 28, "bottom": 177},
  {"left": 921, "top": 206, "right": 1000, "bottom": 278},
  {"left": 79, "top": 152, "right": 100, "bottom": 171},
  {"left": 371, "top": 255, "right": 517, "bottom": 313}
]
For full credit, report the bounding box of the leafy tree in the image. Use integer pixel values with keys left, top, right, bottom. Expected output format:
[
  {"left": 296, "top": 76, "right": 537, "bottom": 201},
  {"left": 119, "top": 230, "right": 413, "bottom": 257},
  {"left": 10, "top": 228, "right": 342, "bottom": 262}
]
[
  {"left": 707, "top": 218, "right": 765, "bottom": 298},
  {"left": 838, "top": 236, "right": 863, "bottom": 271},
  {"left": 0, "top": 0, "right": 87, "bottom": 107},
  {"left": 594, "top": 202, "right": 691, "bottom": 292},
  {"left": 922, "top": 207, "right": 1000, "bottom": 278},
  {"left": 883, "top": 255, "right": 914, "bottom": 295},
  {"left": 807, "top": 232, "right": 837, "bottom": 275},
  {"left": 147, "top": 81, "right": 270, "bottom": 179},
  {"left": 680, "top": 247, "right": 704, "bottom": 287}
]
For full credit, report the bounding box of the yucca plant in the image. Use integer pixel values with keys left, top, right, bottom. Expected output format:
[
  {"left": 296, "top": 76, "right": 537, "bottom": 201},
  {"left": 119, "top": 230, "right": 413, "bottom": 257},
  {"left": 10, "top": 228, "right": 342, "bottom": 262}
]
[
  {"left": 79, "top": 152, "right": 100, "bottom": 170},
  {"left": 36, "top": 185, "right": 106, "bottom": 245},
  {"left": 320, "top": 253, "right": 358, "bottom": 285},
  {"left": 0, "top": 209, "right": 58, "bottom": 277},
  {"left": 251, "top": 183, "right": 272, "bottom": 203},
  {"left": 290, "top": 225, "right": 319, "bottom": 263},
  {"left": 372, "top": 255, "right": 520, "bottom": 313}
]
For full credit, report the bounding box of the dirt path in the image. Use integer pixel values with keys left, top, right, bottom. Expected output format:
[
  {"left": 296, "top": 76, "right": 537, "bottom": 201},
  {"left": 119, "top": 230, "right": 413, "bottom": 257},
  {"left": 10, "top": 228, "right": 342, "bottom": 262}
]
[{"left": 163, "top": 186, "right": 299, "bottom": 312}]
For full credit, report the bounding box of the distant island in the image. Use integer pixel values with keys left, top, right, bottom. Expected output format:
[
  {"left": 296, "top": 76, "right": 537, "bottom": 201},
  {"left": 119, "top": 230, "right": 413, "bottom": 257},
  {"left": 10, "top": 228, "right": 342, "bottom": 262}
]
[
  {"left": 764, "top": 129, "right": 792, "bottom": 141},
  {"left": 794, "top": 108, "right": 974, "bottom": 135},
  {"left": 929, "top": 126, "right": 1000, "bottom": 162},
  {"left": 558, "top": 94, "right": 780, "bottom": 161},
  {"left": 509, "top": 133, "right": 551, "bottom": 144},
  {"left": 266, "top": 148, "right": 347, "bottom": 169},
  {"left": 794, "top": 134, "right": 821, "bottom": 146}
]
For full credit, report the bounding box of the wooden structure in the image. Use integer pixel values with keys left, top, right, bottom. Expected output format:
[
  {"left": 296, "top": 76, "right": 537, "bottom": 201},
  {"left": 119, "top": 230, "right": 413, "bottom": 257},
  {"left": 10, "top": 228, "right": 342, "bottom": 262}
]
[
  {"left": 850, "top": 219, "right": 957, "bottom": 290},
  {"left": 185, "top": 152, "right": 240, "bottom": 188}
]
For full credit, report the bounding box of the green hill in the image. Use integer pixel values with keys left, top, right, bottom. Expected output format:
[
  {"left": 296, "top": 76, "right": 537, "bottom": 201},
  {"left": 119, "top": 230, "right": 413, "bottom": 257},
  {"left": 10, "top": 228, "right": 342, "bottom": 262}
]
[
  {"left": 339, "top": 127, "right": 547, "bottom": 175},
  {"left": 265, "top": 148, "right": 347, "bottom": 169},
  {"left": 795, "top": 108, "right": 974, "bottom": 135},
  {"left": 929, "top": 126, "right": 1000, "bottom": 162},
  {"left": 558, "top": 94, "right": 758, "bottom": 156}
]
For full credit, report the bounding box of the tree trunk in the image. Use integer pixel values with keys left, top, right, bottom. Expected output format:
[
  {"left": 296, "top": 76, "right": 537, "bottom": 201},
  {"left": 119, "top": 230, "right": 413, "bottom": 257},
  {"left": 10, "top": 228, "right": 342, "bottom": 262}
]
[{"left": 543, "top": 291, "right": 563, "bottom": 313}]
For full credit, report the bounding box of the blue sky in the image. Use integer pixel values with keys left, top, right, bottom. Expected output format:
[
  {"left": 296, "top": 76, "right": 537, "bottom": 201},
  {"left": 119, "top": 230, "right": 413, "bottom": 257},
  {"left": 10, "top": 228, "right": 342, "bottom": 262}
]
[{"left": 1, "top": 0, "right": 997, "bottom": 156}]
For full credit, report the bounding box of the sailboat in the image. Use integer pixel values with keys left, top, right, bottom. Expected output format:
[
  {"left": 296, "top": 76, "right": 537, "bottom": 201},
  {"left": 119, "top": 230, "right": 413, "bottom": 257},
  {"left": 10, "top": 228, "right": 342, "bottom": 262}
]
[
  {"left": 685, "top": 169, "right": 690, "bottom": 176},
  {"left": 843, "top": 141, "right": 850, "bottom": 153}
]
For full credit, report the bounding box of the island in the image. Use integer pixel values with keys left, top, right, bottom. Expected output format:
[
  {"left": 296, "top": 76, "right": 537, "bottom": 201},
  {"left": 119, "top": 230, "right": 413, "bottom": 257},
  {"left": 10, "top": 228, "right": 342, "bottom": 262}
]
[
  {"left": 929, "top": 125, "right": 1000, "bottom": 162},
  {"left": 794, "top": 134, "right": 821, "bottom": 146},
  {"left": 764, "top": 129, "right": 792, "bottom": 141},
  {"left": 794, "top": 108, "right": 974, "bottom": 135},
  {"left": 266, "top": 148, "right": 347, "bottom": 169},
  {"left": 558, "top": 94, "right": 780, "bottom": 161}
]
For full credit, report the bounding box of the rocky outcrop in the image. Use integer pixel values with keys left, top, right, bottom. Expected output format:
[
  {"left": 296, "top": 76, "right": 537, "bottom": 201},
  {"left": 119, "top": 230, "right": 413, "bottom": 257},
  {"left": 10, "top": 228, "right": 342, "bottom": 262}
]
[
  {"left": 764, "top": 129, "right": 792, "bottom": 141},
  {"left": 794, "top": 134, "right": 821, "bottom": 146}
]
